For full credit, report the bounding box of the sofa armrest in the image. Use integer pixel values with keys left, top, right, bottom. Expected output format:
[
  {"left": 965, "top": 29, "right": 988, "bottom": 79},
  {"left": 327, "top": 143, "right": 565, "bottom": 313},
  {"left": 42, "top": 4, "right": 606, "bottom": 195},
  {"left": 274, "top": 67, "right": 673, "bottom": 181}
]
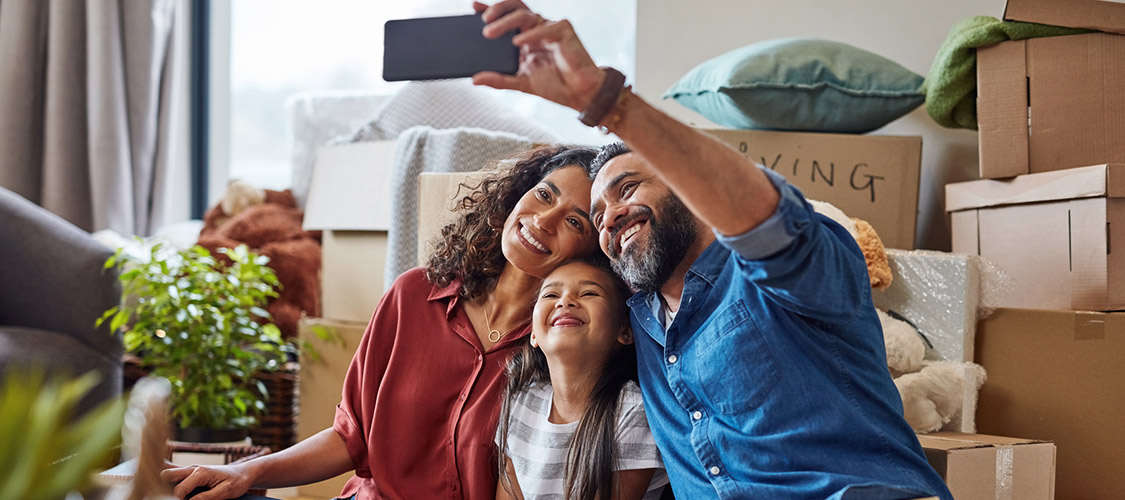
[{"left": 0, "top": 187, "right": 122, "bottom": 359}]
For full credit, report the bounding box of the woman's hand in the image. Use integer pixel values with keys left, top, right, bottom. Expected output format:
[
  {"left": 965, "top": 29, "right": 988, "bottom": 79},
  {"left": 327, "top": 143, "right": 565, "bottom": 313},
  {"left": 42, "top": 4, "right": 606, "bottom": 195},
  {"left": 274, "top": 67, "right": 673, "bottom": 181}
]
[
  {"left": 160, "top": 462, "right": 256, "bottom": 500},
  {"left": 472, "top": 0, "right": 606, "bottom": 112}
]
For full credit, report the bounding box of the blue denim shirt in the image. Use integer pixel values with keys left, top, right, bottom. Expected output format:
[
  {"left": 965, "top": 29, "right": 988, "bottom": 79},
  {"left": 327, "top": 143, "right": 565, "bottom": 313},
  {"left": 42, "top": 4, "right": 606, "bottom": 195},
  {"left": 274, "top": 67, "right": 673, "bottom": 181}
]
[{"left": 628, "top": 168, "right": 952, "bottom": 500}]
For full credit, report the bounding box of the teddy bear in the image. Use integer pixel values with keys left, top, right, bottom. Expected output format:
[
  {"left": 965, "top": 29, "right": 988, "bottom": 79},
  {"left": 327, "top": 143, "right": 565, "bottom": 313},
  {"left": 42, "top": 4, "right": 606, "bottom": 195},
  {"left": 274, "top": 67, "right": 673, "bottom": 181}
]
[
  {"left": 810, "top": 200, "right": 986, "bottom": 433},
  {"left": 197, "top": 179, "right": 322, "bottom": 340}
]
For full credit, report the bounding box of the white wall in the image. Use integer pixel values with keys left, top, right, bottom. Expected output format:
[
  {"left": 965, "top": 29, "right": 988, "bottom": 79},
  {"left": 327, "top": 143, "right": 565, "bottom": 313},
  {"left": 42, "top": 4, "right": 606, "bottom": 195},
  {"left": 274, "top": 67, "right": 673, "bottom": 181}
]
[{"left": 635, "top": 0, "right": 1006, "bottom": 250}]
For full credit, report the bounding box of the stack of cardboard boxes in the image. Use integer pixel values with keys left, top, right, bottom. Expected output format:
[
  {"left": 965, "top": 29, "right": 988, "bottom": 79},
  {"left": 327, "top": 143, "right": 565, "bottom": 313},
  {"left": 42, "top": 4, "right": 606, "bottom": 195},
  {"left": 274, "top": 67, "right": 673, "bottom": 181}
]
[
  {"left": 293, "top": 141, "right": 399, "bottom": 498},
  {"left": 944, "top": 1, "right": 1125, "bottom": 498}
]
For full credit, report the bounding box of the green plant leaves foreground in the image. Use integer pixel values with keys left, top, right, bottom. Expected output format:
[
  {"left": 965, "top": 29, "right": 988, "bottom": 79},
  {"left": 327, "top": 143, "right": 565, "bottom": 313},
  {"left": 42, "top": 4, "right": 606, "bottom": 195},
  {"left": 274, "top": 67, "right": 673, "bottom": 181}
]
[
  {"left": 100, "top": 243, "right": 290, "bottom": 431},
  {"left": 0, "top": 370, "right": 125, "bottom": 500}
]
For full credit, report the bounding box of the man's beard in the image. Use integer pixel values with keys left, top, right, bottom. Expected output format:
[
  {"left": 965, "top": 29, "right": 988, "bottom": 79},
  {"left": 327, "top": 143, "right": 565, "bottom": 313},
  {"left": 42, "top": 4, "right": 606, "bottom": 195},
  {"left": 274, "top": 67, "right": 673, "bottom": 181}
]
[{"left": 608, "top": 194, "right": 697, "bottom": 294}]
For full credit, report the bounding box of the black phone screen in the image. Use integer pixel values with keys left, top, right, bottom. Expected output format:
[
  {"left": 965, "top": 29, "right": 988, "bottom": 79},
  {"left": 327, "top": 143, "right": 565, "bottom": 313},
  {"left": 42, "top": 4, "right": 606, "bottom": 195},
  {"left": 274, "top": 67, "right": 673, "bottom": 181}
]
[{"left": 383, "top": 14, "right": 519, "bottom": 81}]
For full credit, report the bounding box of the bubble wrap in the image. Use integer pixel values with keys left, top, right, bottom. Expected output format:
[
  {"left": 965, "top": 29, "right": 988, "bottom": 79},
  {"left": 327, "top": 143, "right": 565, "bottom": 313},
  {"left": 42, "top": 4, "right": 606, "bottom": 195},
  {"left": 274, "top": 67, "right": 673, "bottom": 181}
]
[{"left": 872, "top": 249, "right": 1012, "bottom": 362}]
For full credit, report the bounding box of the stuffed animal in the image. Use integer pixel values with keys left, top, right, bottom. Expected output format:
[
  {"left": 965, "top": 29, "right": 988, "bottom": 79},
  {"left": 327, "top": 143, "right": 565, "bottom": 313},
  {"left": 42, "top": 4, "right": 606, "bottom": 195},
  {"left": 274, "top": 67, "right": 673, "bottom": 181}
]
[
  {"left": 811, "top": 200, "right": 985, "bottom": 433},
  {"left": 878, "top": 309, "right": 926, "bottom": 377},
  {"left": 896, "top": 361, "right": 986, "bottom": 433},
  {"left": 883, "top": 317, "right": 987, "bottom": 432},
  {"left": 198, "top": 180, "right": 322, "bottom": 340},
  {"left": 809, "top": 200, "right": 892, "bottom": 290}
]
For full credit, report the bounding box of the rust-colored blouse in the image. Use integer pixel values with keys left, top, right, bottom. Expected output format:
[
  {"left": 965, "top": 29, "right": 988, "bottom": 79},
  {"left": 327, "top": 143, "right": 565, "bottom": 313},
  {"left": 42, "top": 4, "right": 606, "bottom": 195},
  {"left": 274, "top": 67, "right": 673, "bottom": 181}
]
[{"left": 334, "top": 267, "right": 530, "bottom": 500}]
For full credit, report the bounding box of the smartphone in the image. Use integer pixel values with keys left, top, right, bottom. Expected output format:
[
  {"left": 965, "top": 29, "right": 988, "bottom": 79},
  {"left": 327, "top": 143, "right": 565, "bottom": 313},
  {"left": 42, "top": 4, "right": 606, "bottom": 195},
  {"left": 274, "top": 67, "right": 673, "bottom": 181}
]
[{"left": 383, "top": 14, "right": 519, "bottom": 81}]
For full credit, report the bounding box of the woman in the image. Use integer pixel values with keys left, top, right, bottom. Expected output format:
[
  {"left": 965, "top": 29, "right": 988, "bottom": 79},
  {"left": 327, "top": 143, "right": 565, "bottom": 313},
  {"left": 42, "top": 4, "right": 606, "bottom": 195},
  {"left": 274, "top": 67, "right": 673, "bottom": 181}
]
[{"left": 161, "top": 145, "right": 601, "bottom": 500}]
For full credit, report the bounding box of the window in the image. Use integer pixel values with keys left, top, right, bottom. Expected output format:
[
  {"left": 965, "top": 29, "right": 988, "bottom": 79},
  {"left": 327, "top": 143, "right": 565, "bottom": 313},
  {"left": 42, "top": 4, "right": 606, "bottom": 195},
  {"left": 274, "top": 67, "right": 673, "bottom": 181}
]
[{"left": 213, "top": 0, "right": 636, "bottom": 192}]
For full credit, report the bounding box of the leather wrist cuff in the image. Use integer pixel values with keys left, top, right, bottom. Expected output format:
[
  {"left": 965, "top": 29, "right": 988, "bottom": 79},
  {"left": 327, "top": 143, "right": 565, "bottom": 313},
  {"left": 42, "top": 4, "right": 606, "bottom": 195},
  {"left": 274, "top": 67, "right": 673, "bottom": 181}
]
[{"left": 578, "top": 67, "right": 626, "bottom": 127}]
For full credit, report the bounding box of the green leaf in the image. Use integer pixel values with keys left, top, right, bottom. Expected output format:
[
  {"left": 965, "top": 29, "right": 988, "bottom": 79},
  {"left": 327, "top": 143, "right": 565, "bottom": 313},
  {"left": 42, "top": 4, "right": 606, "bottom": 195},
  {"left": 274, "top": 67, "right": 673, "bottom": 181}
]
[
  {"left": 260, "top": 323, "right": 281, "bottom": 341},
  {"left": 0, "top": 370, "right": 123, "bottom": 500},
  {"left": 109, "top": 310, "right": 130, "bottom": 333},
  {"left": 95, "top": 307, "right": 118, "bottom": 328}
]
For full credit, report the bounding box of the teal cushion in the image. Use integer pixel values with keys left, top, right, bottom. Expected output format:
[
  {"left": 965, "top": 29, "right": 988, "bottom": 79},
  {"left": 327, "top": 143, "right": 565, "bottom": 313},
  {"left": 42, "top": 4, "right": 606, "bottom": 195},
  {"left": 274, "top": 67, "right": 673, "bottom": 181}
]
[{"left": 663, "top": 38, "right": 925, "bottom": 133}]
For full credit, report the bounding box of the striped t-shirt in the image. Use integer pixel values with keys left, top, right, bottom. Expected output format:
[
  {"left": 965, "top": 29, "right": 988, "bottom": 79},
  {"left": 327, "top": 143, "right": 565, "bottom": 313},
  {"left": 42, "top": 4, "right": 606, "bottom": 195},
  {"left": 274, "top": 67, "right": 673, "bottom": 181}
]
[{"left": 498, "top": 380, "right": 669, "bottom": 500}]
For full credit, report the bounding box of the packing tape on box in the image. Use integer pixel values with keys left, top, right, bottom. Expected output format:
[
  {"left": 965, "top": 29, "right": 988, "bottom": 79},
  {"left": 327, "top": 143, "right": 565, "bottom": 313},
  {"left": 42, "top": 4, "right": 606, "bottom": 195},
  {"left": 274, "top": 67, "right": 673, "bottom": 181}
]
[
  {"left": 1074, "top": 311, "right": 1106, "bottom": 340},
  {"left": 996, "top": 445, "right": 1014, "bottom": 500}
]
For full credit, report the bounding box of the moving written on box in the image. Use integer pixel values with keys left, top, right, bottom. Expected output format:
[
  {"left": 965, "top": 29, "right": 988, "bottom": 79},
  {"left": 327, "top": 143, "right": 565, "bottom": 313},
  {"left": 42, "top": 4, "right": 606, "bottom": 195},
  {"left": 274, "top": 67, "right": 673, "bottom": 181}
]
[{"left": 704, "top": 128, "right": 922, "bottom": 250}]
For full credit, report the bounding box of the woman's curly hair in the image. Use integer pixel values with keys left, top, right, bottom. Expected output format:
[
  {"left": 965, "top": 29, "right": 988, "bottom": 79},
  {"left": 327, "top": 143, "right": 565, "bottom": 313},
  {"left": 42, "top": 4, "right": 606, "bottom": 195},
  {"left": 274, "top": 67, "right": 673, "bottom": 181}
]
[{"left": 425, "top": 145, "right": 598, "bottom": 299}]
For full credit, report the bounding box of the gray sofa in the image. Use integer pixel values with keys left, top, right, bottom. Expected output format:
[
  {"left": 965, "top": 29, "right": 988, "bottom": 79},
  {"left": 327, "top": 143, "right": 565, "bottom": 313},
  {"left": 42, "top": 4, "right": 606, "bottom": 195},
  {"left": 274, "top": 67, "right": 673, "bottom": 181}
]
[{"left": 0, "top": 186, "right": 122, "bottom": 416}]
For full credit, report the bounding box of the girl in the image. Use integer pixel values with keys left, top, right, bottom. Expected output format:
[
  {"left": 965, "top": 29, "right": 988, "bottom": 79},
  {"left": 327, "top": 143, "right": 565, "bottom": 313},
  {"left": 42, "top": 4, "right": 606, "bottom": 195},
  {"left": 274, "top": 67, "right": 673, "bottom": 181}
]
[{"left": 496, "top": 258, "right": 668, "bottom": 500}]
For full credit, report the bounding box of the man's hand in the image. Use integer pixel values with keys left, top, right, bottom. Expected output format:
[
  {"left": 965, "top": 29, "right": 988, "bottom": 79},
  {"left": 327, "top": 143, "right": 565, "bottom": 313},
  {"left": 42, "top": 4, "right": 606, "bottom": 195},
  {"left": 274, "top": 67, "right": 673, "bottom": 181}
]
[
  {"left": 160, "top": 463, "right": 255, "bottom": 500},
  {"left": 472, "top": 0, "right": 605, "bottom": 112}
]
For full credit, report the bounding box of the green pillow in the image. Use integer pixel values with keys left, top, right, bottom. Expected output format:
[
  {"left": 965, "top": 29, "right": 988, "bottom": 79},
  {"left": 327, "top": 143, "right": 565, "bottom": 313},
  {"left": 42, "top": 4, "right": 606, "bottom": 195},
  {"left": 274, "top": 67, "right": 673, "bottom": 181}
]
[{"left": 663, "top": 38, "right": 925, "bottom": 133}]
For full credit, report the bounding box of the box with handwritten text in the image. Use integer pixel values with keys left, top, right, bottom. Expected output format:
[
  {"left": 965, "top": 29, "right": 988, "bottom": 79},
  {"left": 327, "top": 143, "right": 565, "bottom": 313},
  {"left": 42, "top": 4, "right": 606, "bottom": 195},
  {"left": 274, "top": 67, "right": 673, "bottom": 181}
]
[{"left": 704, "top": 129, "right": 922, "bottom": 250}]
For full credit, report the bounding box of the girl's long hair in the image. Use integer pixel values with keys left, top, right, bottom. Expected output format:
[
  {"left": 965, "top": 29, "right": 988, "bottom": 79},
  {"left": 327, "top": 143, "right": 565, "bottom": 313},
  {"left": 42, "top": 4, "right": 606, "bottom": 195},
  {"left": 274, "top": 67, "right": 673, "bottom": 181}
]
[
  {"left": 496, "top": 257, "right": 638, "bottom": 500},
  {"left": 425, "top": 145, "right": 598, "bottom": 300}
]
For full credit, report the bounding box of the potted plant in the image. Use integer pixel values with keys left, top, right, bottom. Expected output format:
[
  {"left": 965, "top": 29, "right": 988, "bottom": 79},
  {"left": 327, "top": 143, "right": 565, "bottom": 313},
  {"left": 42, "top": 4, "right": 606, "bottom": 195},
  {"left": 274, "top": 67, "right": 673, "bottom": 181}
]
[{"left": 100, "top": 243, "right": 291, "bottom": 442}]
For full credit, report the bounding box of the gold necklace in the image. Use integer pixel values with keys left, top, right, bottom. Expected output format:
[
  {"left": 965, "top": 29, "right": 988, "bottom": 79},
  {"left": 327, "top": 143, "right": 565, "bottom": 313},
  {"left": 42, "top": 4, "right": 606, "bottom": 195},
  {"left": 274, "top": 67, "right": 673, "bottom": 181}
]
[{"left": 484, "top": 301, "right": 512, "bottom": 343}]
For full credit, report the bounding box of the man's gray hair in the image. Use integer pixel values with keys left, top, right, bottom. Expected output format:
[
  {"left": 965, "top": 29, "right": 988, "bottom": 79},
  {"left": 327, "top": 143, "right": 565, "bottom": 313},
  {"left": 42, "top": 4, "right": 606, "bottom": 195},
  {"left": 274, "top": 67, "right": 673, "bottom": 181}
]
[{"left": 589, "top": 142, "right": 631, "bottom": 180}]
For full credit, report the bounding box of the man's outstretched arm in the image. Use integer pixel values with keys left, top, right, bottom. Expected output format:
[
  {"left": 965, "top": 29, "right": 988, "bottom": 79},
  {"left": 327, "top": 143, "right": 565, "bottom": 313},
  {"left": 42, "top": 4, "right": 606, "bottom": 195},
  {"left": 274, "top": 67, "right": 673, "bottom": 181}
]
[{"left": 473, "top": 0, "right": 778, "bottom": 237}]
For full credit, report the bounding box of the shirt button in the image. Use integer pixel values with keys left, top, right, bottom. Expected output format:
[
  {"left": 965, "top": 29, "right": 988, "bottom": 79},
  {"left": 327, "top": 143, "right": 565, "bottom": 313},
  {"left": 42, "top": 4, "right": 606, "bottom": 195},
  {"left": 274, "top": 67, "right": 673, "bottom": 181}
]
[
  {"left": 710, "top": 466, "right": 721, "bottom": 476},
  {"left": 667, "top": 354, "right": 678, "bottom": 364},
  {"left": 692, "top": 411, "right": 703, "bottom": 420}
]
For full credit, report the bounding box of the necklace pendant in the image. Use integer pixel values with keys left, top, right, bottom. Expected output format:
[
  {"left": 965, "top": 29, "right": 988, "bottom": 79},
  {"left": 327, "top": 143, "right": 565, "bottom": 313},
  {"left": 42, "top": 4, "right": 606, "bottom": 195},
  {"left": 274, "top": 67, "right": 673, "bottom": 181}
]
[{"left": 488, "top": 329, "right": 502, "bottom": 343}]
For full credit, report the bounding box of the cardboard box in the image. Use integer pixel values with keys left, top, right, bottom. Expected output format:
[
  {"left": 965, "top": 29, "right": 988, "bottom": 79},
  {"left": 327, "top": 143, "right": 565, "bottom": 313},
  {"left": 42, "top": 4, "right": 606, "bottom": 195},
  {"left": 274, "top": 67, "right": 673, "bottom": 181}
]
[
  {"left": 975, "top": 308, "right": 1125, "bottom": 500},
  {"left": 918, "top": 432, "right": 1055, "bottom": 500},
  {"left": 947, "top": 164, "right": 1125, "bottom": 311},
  {"left": 1004, "top": 0, "right": 1125, "bottom": 36},
  {"left": 303, "top": 141, "right": 396, "bottom": 322},
  {"left": 416, "top": 171, "right": 492, "bottom": 266},
  {"left": 977, "top": 33, "right": 1125, "bottom": 179},
  {"left": 296, "top": 317, "right": 366, "bottom": 499},
  {"left": 705, "top": 129, "right": 922, "bottom": 250}
]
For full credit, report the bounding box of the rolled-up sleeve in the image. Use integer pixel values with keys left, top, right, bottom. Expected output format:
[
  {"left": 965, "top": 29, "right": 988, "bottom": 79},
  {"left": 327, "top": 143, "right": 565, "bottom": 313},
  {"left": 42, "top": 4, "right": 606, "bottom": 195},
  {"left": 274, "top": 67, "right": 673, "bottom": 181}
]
[
  {"left": 714, "top": 167, "right": 811, "bottom": 261},
  {"left": 714, "top": 166, "right": 869, "bottom": 321},
  {"left": 334, "top": 405, "right": 369, "bottom": 478}
]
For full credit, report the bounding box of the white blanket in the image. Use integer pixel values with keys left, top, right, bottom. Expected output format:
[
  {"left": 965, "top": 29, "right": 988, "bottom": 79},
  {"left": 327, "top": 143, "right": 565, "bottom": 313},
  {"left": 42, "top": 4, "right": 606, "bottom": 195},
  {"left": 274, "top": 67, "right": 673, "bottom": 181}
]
[{"left": 340, "top": 80, "right": 556, "bottom": 145}]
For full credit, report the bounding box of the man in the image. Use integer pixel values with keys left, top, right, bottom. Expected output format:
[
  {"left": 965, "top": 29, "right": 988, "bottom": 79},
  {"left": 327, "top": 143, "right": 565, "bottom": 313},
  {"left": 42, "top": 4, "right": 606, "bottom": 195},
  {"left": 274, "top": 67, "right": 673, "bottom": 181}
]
[{"left": 475, "top": 1, "right": 953, "bottom": 499}]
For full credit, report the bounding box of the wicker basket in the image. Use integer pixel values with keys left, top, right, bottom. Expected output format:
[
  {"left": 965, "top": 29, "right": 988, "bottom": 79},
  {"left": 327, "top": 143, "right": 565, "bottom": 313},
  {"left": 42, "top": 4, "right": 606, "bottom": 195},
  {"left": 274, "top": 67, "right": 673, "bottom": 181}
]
[{"left": 250, "top": 363, "right": 300, "bottom": 451}]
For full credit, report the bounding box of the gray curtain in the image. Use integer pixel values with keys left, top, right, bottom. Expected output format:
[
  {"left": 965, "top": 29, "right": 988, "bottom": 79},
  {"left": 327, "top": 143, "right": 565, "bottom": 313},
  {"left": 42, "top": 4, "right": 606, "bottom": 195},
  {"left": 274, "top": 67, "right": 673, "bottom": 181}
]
[{"left": 0, "top": 0, "right": 179, "bottom": 235}]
